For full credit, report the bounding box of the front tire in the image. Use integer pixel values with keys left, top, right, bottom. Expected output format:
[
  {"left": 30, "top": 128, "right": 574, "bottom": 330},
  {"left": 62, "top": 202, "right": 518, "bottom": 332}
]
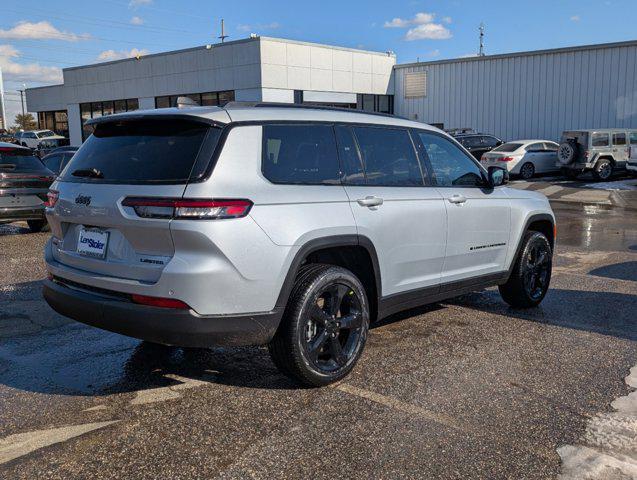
[
  {"left": 499, "top": 231, "right": 552, "bottom": 308},
  {"left": 268, "top": 264, "right": 370, "bottom": 387}
]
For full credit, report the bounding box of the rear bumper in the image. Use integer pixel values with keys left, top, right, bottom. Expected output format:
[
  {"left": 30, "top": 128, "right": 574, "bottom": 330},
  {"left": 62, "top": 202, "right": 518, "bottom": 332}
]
[
  {"left": 0, "top": 205, "right": 46, "bottom": 222},
  {"left": 43, "top": 278, "right": 282, "bottom": 347}
]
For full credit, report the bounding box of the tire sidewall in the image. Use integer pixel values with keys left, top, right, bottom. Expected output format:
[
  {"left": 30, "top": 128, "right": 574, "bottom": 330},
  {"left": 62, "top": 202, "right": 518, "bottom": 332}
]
[
  {"left": 520, "top": 232, "right": 552, "bottom": 304},
  {"left": 594, "top": 159, "right": 612, "bottom": 181},
  {"left": 293, "top": 268, "right": 369, "bottom": 385},
  {"left": 520, "top": 162, "right": 535, "bottom": 180}
]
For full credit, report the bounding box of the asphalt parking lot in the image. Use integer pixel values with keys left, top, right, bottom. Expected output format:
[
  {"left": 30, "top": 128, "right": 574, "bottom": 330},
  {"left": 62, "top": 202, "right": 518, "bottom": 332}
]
[{"left": 1, "top": 179, "right": 636, "bottom": 479}]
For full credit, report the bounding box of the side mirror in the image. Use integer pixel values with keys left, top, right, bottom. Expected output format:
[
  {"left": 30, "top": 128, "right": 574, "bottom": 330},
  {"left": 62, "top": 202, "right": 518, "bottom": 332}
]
[{"left": 487, "top": 166, "right": 508, "bottom": 187}]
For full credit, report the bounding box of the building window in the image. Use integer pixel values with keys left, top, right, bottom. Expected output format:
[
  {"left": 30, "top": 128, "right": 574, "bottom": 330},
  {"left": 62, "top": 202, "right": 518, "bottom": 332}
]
[
  {"left": 79, "top": 98, "right": 139, "bottom": 142},
  {"left": 154, "top": 90, "right": 235, "bottom": 109},
  {"left": 356, "top": 94, "right": 394, "bottom": 114},
  {"left": 37, "top": 110, "right": 69, "bottom": 138},
  {"left": 404, "top": 71, "right": 427, "bottom": 98}
]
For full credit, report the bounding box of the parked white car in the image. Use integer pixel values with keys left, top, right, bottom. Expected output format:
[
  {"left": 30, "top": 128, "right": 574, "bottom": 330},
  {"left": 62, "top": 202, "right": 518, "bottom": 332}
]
[
  {"left": 14, "top": 130, "right": 66, "bottom": 149},
  {"left": 481, "top": 140, "right": 560, "bottom": 180}
]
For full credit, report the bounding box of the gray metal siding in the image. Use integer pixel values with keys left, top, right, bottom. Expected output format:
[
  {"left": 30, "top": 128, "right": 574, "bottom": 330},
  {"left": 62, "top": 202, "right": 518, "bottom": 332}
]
[{"left": 394, "top": 43, "right": 637, "bottom": 141}]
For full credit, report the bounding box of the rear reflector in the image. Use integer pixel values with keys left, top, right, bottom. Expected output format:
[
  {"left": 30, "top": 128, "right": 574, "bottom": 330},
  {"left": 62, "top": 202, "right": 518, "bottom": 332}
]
[
  {"left": 45, "top": 190, "right": 59, "bottom": 208},
  {"left": 122, "top": 197, "right": 252, "bottom": 220},
  {"left": 131, "top": 294, "right": 190, "bottom": 309}
]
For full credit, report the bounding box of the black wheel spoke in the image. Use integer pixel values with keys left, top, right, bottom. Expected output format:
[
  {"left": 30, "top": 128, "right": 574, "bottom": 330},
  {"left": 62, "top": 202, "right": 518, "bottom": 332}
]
[
  {"left": 308, "top": 330, "right": 328, "bottom": 361},
  {"left": 339, "top": 311, "right": 362, "bottom": 330},
  {"left": 329, "top": 337, "right": 347, "bottom": 366},
  {"left": 325, "top": 284, "right": 349, "bottom": 316},
  {"left": 310, "top": 304, "right": 331, "bottom": 326}
]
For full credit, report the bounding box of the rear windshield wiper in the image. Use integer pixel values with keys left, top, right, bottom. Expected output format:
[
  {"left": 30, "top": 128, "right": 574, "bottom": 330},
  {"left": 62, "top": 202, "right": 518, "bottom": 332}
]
[{"left": 72, "top": 168, "right": 104, "bottom": 179}]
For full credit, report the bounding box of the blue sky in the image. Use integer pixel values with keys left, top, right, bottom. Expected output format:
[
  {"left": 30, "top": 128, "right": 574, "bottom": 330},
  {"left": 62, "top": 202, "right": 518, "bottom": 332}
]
[{"left": 1, "top": 0, "right": 636, "bottom": 123}]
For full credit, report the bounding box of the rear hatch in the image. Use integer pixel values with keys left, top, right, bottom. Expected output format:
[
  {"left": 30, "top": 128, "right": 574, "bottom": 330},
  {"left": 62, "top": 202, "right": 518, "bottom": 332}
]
[
  {"left": 0, "top": 147, "right": 54, "bottom": 212},
  {"left": 48, "top": 117, "right": 222, "bottom": 283}
]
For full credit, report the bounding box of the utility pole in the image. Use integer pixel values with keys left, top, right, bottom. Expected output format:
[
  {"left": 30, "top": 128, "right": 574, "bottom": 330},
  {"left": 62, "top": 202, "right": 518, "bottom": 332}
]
[
  {"left": 18, "top": 88, "right": 25, "bottom": 116},
  {"left": 478, "top": 23, "right": 485, "bottom": 57},
  {"left": 218, "top": 19, "right": 228, "bottom": 43}
]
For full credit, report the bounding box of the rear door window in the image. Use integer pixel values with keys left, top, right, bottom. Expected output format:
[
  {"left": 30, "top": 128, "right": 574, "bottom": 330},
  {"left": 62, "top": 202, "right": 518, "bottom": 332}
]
[
  {"left": 335, "top": 125, "right": 365, "bottom": 185},
  {"left": 351, "top": 126, "right": 424, "bottom": 186},
  {"left": 42, "top": 154, "right": 64, "bottom": 174},
  {"left": 526, "top": 143, "right": 545, "bottom": 152},
  {"left": 60, "top": 120, "right": 217, "bottom": 183},
  {"left": 592, "top": 133, "right": 610, "bottom": 147},
  {"left": 481, "top": 136, "right": 499, "bottom": 148},
  {"left": 543, "top": 142, "right": 558, "bottom": 151},
  {"left": 262, "top": 124, "right": 340, "bottom": 185},
  {"left": 630, "top": 132, "right": 637, "bottom": 145}
]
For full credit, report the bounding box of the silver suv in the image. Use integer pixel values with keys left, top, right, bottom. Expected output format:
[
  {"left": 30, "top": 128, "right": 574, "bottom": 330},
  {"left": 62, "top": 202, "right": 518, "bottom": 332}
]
[
  {"left": 558, "top": 129, "right": 637, "bottom": 180},
  {"left": 43, "top": 103, "right": 556, "bottom": 386}
]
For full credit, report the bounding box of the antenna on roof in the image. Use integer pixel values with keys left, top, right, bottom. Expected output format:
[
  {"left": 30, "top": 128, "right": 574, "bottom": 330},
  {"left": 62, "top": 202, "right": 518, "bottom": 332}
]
[
  {"left": 478, "top": 23, "right": 485, "bottom": 56},
  {"left": 218, "top": 19, "right": 229, "bottom": 43}
]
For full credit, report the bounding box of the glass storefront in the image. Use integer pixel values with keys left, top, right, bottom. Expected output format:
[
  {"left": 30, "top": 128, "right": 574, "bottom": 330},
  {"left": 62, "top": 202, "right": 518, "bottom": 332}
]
[
  {"left": 155, "top": 90, "right": 235, "bottom": 108},
  {"left": 80, "top": 98, "right": 139, "bottom": 141},
  {"left": 37, "top": 110, "right": 69, "bottom": 138}
]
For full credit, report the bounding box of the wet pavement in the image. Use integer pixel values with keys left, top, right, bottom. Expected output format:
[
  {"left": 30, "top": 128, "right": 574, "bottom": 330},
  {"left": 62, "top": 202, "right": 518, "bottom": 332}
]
[{"left": 0, "top": 199, "right": 636, "bottom": 479}]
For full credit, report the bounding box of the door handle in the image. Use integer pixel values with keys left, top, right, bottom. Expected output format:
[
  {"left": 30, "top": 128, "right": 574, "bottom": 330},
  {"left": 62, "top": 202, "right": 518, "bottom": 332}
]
[
  {"left": 448, "top": 194, "right": 467, "bottom": 204},
  {"left": 357, "top": 196, "right": 384, "bottom": 207}
]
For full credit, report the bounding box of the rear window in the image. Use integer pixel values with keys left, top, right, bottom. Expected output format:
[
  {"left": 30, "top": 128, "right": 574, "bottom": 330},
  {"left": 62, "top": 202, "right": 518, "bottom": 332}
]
[
  {"left": 262, "top": 125, "right": 340, "bottom": 185},
  {"left": 0, "top": 149, "right": 51, "bottom": 173},
  {"left": 493, "top": 143, "right": 523, "bottom": 152},
  {"left": 60, "top": 120, "right": 216, "bottom": 183}
]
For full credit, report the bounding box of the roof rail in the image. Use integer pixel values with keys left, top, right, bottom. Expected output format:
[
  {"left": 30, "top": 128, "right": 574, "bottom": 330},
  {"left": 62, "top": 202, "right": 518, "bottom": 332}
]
[{"left": 223, "top": 101, "right": 401, "bottom": 119}]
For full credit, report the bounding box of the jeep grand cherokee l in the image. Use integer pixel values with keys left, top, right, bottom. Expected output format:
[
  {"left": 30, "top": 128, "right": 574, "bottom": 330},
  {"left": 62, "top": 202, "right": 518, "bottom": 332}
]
[{"left": 43, "top": 103, "right": 556, "bottom": 386}]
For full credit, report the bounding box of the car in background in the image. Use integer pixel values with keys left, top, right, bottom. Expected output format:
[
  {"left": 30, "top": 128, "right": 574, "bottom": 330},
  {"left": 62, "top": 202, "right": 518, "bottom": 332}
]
[
  {"left": 40, "top": 148, "right": 79, "bottom": 177},
  {"left": 481, "top": 140, "right": 560, "bottom": 180},
  {"left": 0, "top": 129, "right": 16, "bottom": 144},
  {"left": 0, "top": 142, "right": 55, "bottom": 232},
  {"left": 445, "top": 127, "right": 476, "bottom": 136},
  {"left": 454, "top": 134, "right": 504, "bottom": 160},
  {"left": 558, "top": 129, "right": 637, "bottom": 180},
  {"left": 14, "top": 130, "right": 68, "bottom": 150}
]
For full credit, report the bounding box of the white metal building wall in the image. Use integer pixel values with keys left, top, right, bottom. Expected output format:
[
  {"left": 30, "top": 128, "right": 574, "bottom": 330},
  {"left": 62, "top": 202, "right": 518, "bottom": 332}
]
[{"left": 394, "top": 41, "right": 637, "bottom": 141}]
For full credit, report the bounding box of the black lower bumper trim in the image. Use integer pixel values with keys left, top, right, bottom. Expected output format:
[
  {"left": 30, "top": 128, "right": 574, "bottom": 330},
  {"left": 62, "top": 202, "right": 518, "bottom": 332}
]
[
  {"left": 0, "top": 206, "right": 46, "bottom": 222},
  {"left": 43, "top": 279, "right": 282, "bottom": 347}
]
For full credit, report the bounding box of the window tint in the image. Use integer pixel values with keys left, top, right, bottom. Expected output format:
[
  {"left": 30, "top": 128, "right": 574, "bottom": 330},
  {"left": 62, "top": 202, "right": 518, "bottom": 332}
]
[
  {"left": 417, "top": 132, "right": 484, "bottom": 187},
  {"left": 592, "top": 133, "right": 609, "bottom": 147},
  {"left": 613, "top": 132, "right": 627, "bottom": 146},
  {"left": 61, "top": 120, "right": 215, "bottom": 183},
  {"left": 460, "top": 136, "right": 481, "bottom": 148},
  {"left": 0, "top": 150, "right": 52, "bottom": 173},
  {"left": 482, "top": 136, "right": 500, "bottom": 147},
  {"left": 335, "top": 126, "right": 365, "bottom": 185},
  {"left": 43, "top": 154, "right": 63, "bottom": 174},
  {"left": 630, "top": 132, "right": 637, "bottom": 145},
  {"left": 526, "top": 143, "right": 545, "bottom": 152},
  {"left": 262, "top": 125, "right": 340, "bottom": 185},
  {"left": 352, "top": 127, "right": 423, "bottom": 186},
  {"left": 543, "top": 142, "right": 558, "bottom": 151},
  {"left": 493, "top": 142, "right": 523, "bottom": 153}
]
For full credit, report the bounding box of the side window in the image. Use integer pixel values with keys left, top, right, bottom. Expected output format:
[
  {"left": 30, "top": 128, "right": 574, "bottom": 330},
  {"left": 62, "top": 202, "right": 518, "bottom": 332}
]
[
  {"left": 592, "top": 133, "right": 610, "bottom": 147},
  {"left": 417, "top": 132, "right": 484, "bottom": 187},
  {"left": 335, "top": 126, "right": 365, "bottom": 185},
  {"left": 544, "top": 142, "right": 558, "bottom": 151},
  {"left": 351, "top": 127, "right": 423, "bottom": 186},
  {"left": 526, "top": 142, "right": 545, "bottom": 152},
  {"left": 43, "top": 154, "right": 63, "bottom": 173},
  {"left": 482, "top": 136, "right": 499, "bottom": 148},
  {"left": 613, "top": 132, "right": 627, "bottom": 146},
  {"left": 262, "top": 125, "right": 340, "bottom": 185},
  {"left": 630, "top": 132, "right": 637, "bottom": 145},
  {"left": 462, "top": 136, "right": 480, "bottom": 148}
]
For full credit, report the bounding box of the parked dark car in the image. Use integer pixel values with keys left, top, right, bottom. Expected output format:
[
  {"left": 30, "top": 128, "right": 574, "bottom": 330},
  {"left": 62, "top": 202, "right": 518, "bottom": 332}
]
[
  {"left": 40, "top": 147, "right": 79, "bottom": 176},
  {"left": 0, "top": 142, "right": 55, "bottom": 232},
  {"left": 454, "top": 134, "right": 504, "bottom": 160}
]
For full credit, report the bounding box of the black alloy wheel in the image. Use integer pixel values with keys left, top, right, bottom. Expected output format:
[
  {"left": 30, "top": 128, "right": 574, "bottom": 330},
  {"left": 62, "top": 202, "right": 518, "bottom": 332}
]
[{"left": 522, "top": 241, "right": 551, "bottom": 301}]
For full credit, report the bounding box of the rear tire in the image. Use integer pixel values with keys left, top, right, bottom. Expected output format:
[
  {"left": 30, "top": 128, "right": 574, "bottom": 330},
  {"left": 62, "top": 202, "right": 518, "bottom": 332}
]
[
  {"left": 268, "top": 264, "right": 370, "bottom": 387},
  {"left": 592, "top": 159, "right": 613, "bottom": 181},
  {"left": 499, "top": 231, "right": 552, "bottom": 309},
  {"left": 27, "top": 220, "right": 49, "bottom": 233},
  {"left": 519, "top": 162, "right": 535, "bottom": 180}
]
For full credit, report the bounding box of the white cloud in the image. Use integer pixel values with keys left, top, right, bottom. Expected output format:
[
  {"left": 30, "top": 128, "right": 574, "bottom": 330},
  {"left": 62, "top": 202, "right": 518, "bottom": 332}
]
[
  {"left": 384, "top": 12, "right": 434, "bottom": 28},
  {"left": 570, "top": 15, "right": 581, "bottom": 21},
  {"left": 383, "top": 12, "right": 451, "bottom": 41},
  {"left": 405, "top": 23, "right": 452, "bottom": 41},
  {"left": 0, "top": 21, "right": 90, "bottom": 42},
  {"left": 0, "top": 44, "right": 63, "bottom": 83},
  {"left": 97, "top": 48, "right": 149, "bottom": 61},
  {"left": 130, "top": 16, "right": 144, "bottom": 25},
  {"left": 428, "top": 49, "right": 441, "bottom": 57},
  {"left": 129, "top": 0, "right": 152, "bottom": 7},
  {"left": 236, "top": 22, "right": 280, "bottom": 33}
]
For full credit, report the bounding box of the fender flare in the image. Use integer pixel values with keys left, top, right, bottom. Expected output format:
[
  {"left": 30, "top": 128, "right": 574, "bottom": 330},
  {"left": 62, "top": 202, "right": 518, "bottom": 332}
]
[
  {"left": 506, "top": 213, "right": 555, "bottom": 277},
  {"left": 273, "top": 234, "right": 382, "bottom": 311}
]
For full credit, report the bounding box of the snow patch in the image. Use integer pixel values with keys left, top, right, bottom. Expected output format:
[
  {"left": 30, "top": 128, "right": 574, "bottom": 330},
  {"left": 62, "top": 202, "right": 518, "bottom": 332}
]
[{"left": 584, "top": 180, "right": 637, "bottom": 191}]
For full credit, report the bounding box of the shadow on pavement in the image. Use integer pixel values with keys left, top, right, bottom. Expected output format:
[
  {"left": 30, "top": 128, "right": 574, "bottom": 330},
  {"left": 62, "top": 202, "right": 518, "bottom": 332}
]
[{"left": 589, "top": 261, "right": 637, "bottom": 282}]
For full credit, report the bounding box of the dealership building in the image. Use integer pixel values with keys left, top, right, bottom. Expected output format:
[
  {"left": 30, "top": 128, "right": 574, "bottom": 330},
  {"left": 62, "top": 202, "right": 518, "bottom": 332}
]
[{"left": 25, "top": 36, "right": 637, "bottom": 145}]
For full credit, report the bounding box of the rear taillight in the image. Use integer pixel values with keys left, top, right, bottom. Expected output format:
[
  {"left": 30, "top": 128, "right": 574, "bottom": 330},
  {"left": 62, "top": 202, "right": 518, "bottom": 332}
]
[
  {"left": 45, "top": 189, "right": 59, "bottom": 208},
  {"left": 498, "top": 156, "right": 514, "bottom": 162},
  {"left": 131, "top": 294, "right": 190, "bottom": 309},
  {"left": 121, "top": 198, "right": 252, "bottom": 220}
]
